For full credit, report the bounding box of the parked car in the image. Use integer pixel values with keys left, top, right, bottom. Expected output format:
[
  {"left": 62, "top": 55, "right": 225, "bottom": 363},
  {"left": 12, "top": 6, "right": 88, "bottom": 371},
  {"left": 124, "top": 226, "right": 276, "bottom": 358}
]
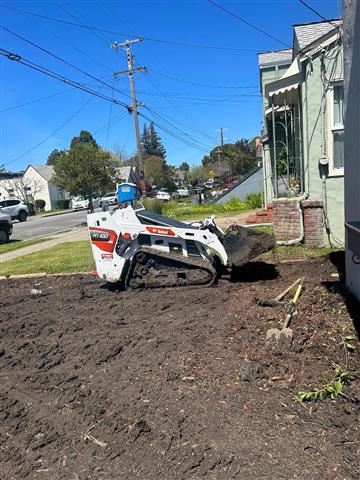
[
  {"left": 176, "top": 187, "right": 190, "bottom": 197},
  {"left": 99, "top": 192, "right": 118, "bottom": 207},
  {"left": 156, "top": 189, "right": 171, "bottom": 201},
  {"left": 0, "top": 199, "right": 29, "bottom": 222},
  {"left": 223, "top": 180, "right": 237, "bottom": 190},
  {"left": 72, "top": 196, "right": 99, "bottom": 210},
  {"left": 0, "top": 209, "right": 13, "bottom": 244}
]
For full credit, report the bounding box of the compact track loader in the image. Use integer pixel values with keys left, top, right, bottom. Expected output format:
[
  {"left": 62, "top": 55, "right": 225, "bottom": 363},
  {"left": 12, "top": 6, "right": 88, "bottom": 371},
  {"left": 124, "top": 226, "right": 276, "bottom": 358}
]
[{"left": 87, "top": 205, "right": 274, "bottom": 289}]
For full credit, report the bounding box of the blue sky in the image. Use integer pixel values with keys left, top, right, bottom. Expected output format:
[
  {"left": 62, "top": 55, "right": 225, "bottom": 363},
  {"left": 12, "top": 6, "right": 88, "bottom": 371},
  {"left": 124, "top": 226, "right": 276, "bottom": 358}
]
[{"left": 1, "top": 0, "right": 340, "bottom": 171}]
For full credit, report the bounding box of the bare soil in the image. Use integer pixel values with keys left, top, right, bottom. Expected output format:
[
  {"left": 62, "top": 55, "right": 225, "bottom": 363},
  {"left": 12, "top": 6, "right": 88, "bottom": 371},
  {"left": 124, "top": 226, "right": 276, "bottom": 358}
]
[{"left": 1, "top": 254, "right": 359, "bottom": 480}]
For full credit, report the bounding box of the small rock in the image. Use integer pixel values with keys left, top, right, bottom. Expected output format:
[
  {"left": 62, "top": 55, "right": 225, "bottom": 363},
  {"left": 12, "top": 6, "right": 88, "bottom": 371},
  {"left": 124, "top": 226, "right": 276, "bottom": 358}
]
[
  {"left": 239, "top": 361, "right": 263, "bottom": 382},
  {"left": 31, "top": 288, "right": 42, "bottom": 295}
]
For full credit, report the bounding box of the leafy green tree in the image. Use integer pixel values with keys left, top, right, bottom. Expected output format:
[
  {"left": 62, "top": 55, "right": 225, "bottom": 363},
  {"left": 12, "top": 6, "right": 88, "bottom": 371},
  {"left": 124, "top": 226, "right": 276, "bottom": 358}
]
[
  {"left": 53, "top": 138, "right": 114, "bottom": 212},
  {"left": 47, "top": 149, "right": 66, "bottom": 166},
  {"left": 141, "top": 122, "right": 166, "bottom": 158},
  {"left": 202, "top": 139, "right": 256, "bottom": 177},
  {"left": 144, "top": 155, "right": 176, "bottom": 192},
  {"left": 188, "top": 165, "right": 208, "bottom": 185},
  {"left": 70, "top": 130, "right": 99, "bottom": 150},
  {"left": 179, "top": 162, "right": 190, "bottom": 172}
]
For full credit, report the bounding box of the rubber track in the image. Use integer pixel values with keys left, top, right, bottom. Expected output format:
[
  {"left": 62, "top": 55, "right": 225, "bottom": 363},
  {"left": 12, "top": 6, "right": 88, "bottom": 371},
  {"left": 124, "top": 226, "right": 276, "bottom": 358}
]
[{"left": 125, "top": 247, "right": 217, "bottom": 289}]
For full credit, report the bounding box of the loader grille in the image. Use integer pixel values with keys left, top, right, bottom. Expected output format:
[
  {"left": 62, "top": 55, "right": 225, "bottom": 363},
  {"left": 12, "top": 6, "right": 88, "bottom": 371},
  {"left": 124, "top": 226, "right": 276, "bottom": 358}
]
[{"left": 186, "top": 240, "right": 201, "bottom": 257}]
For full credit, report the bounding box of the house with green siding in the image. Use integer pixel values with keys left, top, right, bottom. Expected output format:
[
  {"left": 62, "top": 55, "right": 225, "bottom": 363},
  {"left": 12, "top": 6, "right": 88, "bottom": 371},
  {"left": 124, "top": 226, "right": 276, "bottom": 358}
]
[{"left": 259, "top": 19, "right": 344, "bottom": 245}]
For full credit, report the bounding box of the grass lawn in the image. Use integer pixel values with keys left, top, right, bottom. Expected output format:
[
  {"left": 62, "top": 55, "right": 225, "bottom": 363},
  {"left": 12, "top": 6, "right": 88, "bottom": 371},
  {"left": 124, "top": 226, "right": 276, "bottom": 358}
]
[
  {"left": 0, "top": 241, "right": 94, "bottom": 277},
  {"left": 0, "top": 237, "right": 53, "bottom": 255}
]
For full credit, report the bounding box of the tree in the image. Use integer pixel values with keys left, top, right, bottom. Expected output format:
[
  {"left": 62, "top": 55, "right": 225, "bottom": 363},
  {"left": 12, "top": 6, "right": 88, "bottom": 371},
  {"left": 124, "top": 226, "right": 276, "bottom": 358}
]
[
  {"left": 202, "top": 139, "right": 257, "bottom": 177},
  {"left": 3, "top": 176, "right": 43, "bottom": 206},
  {"left": 70, "top": 130, "right": 99, "bottom": 150},
  {"left": 47, "top": 149, "right": 66, "bottom": 166},
  {"left": 53, "top": 140, "right": 114, "bottom": 212},
  {"left": 141, "top": 122, "right": 166, "bottom": 158},
  {"left": 179, "top": 162, "right": 190, "bottom": 172},
  {"left": 188, "top": 165, "right": 208, "bottom": 185},
  {"left": 144, "top": 155, "right": 176, "bottom": 192}
]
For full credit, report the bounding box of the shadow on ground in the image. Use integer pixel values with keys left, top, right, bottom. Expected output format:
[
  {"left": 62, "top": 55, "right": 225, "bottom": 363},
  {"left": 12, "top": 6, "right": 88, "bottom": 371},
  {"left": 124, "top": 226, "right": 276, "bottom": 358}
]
[{"left": 324, "top": 251, "right": 360, "bottom": 339}]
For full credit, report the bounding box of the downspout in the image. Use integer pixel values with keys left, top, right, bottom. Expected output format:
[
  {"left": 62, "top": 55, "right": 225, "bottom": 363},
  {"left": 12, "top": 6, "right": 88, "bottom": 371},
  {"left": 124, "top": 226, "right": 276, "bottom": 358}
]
[{"left": 275, "top": 192, "right": 307, "bottom": 245}]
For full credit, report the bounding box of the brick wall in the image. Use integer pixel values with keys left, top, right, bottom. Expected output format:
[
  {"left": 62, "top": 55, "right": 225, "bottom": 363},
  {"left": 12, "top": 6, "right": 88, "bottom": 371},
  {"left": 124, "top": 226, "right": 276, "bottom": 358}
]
[
  {"left": 302, "top": 199, "right": 324, "bottom": 247},
  {"left": 272, "top": 198, "right": 302, "bottom": 240},
  {"left": 272, "top": 197, "right": 324, "bottom": 246}
]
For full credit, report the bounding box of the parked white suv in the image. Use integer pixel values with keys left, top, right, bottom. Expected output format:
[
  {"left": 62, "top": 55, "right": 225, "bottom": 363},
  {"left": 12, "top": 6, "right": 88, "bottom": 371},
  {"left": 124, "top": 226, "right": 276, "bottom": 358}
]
[
  {"left": 0, "top": 209, "right": 13, "bottom": 244},
  {"left": 0, "top": 199, "right": 29, "bottom": 222}
]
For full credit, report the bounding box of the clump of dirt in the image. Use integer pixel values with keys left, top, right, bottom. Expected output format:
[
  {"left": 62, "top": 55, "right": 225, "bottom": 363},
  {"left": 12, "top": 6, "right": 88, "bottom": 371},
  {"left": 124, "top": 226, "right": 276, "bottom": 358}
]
[
  {"left": 224, "top": 224, "right": 275, "bottom": 267},
  {"left": 0, "top": 254, "right": 359, "bottom": 479}
]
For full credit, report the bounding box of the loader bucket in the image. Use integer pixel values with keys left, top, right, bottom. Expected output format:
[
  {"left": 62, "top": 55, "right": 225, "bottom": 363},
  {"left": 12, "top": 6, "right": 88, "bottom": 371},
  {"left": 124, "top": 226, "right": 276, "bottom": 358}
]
[{"left": 223, "top": 224, "right": 275, "bottom": 267}]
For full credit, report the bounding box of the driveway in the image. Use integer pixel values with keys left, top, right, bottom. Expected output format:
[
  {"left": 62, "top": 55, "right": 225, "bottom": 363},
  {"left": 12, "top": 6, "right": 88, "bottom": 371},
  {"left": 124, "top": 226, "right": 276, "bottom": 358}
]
[{"left": 11, "top": 209, "right": 99, "bottom": 240}]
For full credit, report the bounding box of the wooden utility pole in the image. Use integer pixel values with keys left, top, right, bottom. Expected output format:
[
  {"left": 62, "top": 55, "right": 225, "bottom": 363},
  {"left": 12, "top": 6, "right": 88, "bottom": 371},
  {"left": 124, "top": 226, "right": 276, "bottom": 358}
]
[
  {"left": 111, "top": 38, "right": 147, "bottom": 196},
  {"left": 216, "top": 128, "right": 228, "bottom": 167}
]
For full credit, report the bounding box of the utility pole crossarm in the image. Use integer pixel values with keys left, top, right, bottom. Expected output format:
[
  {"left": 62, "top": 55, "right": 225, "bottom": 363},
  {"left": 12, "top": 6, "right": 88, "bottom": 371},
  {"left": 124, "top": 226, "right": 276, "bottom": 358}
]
[{"left": 113, "top": 66, "right": 146, "bottom": 76}]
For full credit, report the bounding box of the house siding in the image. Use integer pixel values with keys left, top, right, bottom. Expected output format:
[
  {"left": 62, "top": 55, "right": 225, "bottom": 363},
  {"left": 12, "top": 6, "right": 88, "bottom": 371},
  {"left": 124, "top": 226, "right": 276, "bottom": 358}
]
[
  {"left": 302, "top": 41, "right": 344, "bottom": 244},
  {"left": 22, "top": 166, "right": 52, "bottom": 210},
  {"left": 344, "top": 0, "right": 360, "bottom": 299}
]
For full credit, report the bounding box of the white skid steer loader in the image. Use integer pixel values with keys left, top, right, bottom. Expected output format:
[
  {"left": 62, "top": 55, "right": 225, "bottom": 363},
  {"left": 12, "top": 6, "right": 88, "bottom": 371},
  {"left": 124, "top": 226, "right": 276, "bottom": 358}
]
[{"left": 87, "top": 205, "right": 274, "bottom": 289}]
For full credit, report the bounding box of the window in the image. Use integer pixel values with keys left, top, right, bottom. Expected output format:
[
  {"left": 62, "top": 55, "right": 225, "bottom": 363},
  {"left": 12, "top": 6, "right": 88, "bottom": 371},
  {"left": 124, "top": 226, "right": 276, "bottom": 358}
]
[
  {"left": 328, "top": 82, "right": 344, "bottom": 175},
  {"left": 7, "top": 200, "right": 20, "bottom": 206}
]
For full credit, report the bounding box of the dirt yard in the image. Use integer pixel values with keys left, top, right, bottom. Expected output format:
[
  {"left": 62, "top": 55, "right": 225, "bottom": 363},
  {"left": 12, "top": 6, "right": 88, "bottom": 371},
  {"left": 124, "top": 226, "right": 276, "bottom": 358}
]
[{"left": 1, "top": 254, "right": 359, "bottom": 480}]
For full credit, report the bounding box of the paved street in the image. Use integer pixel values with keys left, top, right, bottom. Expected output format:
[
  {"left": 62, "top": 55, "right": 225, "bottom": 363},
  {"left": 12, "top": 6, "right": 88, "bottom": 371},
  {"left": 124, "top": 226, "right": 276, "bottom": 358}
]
[{"left": 11, "top": 209, "right": 99, "bottom": 240}]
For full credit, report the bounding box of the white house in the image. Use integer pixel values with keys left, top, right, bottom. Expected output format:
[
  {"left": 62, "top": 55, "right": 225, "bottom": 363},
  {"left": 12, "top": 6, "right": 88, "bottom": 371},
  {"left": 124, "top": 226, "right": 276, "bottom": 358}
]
[{"left": 0, "top": 165, "right": 66, "bottom": 211}]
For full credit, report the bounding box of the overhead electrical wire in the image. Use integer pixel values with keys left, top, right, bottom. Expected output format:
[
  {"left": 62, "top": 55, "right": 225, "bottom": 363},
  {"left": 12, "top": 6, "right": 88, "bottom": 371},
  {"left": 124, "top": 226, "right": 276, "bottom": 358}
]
[
  {"left": 143, "top": 105, "right": 213, "bottom": 149},
  {"left": 12, "top": 3, "right": 116, "bottom": 73},
  {"left": 1, "top": 26, "right": 132, "bottom": 101},
  {"left": 1, "top": 87, "right": 72, "bottom": 112},
  {"left": 1, "top": 4, "right": 258, "bottom": 53},
  {"left": 149, "top": 68, "right": 258, "bottom": 90},
  {"left": 298, "top": 0, "right": 341, "bottom": 29},
  {"left": 208, "top": 0, "right": 291, "bottom": 49},
  {"left": 0, "top": 48, "right": 131, "bottom": 110},
  {"left": 4, "top": 93, "right": 98, "bottom": 166},
  {"left": 1, "top": 48, "right": 213, "bottom": 157}
]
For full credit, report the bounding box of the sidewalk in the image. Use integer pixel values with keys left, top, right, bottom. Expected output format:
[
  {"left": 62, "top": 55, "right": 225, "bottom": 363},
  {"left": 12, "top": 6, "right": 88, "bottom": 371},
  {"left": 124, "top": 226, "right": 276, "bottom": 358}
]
[
  {"left": 1, "top": 228, "right": 88, "bottom": 262},
  {"left": 2, "top": 211, "right": 251, "bottom": 262}
]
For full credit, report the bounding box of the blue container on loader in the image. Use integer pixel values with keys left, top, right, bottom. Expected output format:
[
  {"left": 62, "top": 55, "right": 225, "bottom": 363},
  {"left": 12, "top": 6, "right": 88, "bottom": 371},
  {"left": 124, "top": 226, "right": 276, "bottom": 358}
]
[{"left": 117, "top": 182, "right": 137, "bottom": 207}]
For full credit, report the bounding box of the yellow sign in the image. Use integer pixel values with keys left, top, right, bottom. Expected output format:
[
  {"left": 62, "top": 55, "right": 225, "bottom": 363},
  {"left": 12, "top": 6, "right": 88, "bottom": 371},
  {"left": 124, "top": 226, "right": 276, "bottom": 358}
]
[{"left": 208, "top": 170, "right": 215, "bottom": 177}]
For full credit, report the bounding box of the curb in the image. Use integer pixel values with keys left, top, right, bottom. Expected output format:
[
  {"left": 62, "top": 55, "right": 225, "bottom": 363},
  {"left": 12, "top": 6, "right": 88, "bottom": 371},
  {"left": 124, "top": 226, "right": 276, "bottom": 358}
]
[{"left": 0, "top": 271, "right": 93, "bottom": 281}]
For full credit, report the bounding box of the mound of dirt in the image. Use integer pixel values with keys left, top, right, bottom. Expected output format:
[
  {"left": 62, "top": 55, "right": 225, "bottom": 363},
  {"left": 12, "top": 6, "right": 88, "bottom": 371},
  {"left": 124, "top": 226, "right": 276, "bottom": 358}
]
[{"left": 0, "top": 255, "right": 359, "bottom": 479}]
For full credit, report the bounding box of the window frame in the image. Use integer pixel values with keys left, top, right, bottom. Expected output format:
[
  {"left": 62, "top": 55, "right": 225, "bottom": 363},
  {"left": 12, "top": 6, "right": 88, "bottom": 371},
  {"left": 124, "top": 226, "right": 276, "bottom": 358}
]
[{"left": 327, "top": 81, "right": 344, "bottom": 177}]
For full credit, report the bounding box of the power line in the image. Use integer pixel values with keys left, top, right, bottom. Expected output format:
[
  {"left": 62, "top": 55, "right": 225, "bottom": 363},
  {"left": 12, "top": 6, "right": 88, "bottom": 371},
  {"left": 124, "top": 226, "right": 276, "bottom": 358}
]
[
  {"left": 208, "top": 0, "right": 291, "bottom": 49},
  {"left": 150, "top": 68, "right": 258, "bottom": 90},
  {"left": 1, "top": 87, "right": 72, "bottom": 112},
  {"left": 1, "top": 75, "right": 112, "bottom": 112},
  {"left": 0, "top": 48, "right": 131, "bottom": 110},
  {"left": 1, "top": 26, "right": 132, "bottom": 101},
  {"left": 13, "top": 3, "right": 116, "bottom": 74},
  {"left": 1, "top": 48, "right": 213, "bottom": 156},
  {"left": 144, "top": 105, "right": 213, "bottom": 149},
  {"left": 2, "top": 4, "right": 259, "bottom": 53},
  {"left": 4, "top": 94, "right": 97, "bottom": 166},
  {"left": 298, "top": 0, "right": 341, "bottom": 30},
  {"left": 139, "top": 112, "right": 209, "bottom": 153}
]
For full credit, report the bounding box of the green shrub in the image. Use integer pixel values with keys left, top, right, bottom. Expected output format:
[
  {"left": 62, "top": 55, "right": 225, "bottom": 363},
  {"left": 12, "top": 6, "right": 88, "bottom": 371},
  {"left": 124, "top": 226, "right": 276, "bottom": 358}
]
[
  {"left": 244, "top": 192, "right": 263, "bottom": 209},
  {"left": 56, "top": 198, "right": 70, "bottom": 209},
  {"left": 142, "top": 198, "right": 164, "bottom": 214}
]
